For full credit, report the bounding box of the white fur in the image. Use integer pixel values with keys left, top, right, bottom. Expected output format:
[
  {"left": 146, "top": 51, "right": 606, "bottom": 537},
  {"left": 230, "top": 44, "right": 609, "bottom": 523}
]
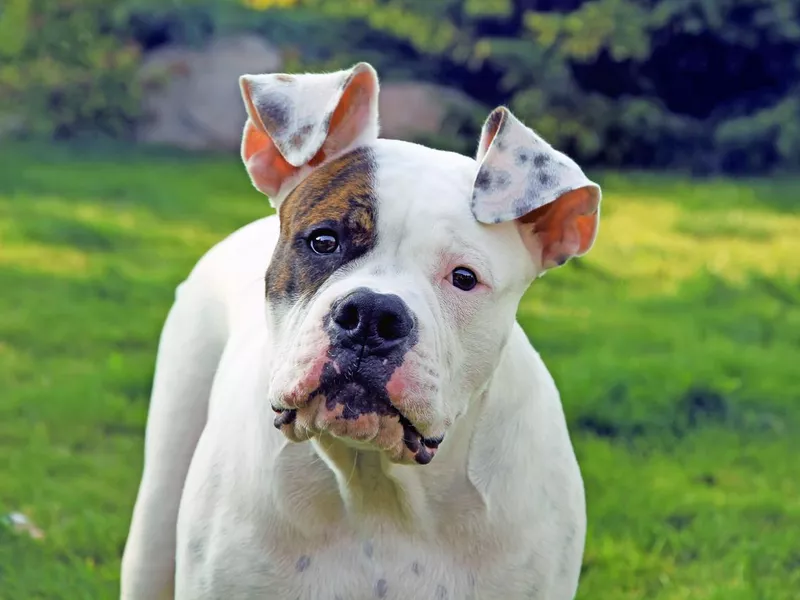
[{"left": 121, "top": 139, "right": 587, "bottom": 600}]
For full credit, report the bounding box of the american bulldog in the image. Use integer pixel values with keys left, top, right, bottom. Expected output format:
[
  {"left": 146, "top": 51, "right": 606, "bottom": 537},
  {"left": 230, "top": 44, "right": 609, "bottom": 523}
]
[{"left": 121, "top": 62, "right": 602, "bottom": 600}]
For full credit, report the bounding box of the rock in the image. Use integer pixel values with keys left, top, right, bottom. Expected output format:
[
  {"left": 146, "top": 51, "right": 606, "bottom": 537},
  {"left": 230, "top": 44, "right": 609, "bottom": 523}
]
[
  {"left": 136, "top": 46, "right": 205, "bottom": 150},
  {"left": 0, "top": 113, "right": 24, "bottom": 139},
  {"left": 136, "top": 35, "right": 282, "bottom": 152},
  {"left": 377, "top": 82, "right": 484, "bottom": 146}
]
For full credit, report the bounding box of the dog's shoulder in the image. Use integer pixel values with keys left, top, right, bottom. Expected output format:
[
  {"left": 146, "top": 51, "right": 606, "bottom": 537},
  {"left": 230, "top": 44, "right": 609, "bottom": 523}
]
[
  {"left": 505, "top": 322, "right": 559, "bottom": 399},
  {"left": 190, "top": 214, "right": 279, "bottom": 288},
  {"left": 170, "top": 215, "right": 280, "bottom": 338}
]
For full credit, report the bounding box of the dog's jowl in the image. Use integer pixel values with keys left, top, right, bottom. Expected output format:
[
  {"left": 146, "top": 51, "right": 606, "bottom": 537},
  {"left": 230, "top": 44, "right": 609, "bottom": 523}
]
[{"left": 121, "top": 61, "right": 602, "bottom": 600}]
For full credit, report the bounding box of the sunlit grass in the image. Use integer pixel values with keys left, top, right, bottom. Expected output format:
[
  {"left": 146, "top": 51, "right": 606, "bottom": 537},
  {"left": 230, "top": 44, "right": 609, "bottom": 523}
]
[
  {"left": 596, "top": 200, "right": 800, "bottom": 288},
  {"left": 0, "top": 143, "right": 798, "bottom": 599}
]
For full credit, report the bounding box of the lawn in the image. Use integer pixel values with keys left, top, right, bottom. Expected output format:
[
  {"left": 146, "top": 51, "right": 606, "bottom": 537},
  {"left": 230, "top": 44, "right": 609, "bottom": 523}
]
[{"left": 0, "top": 141, "right": 798, "bottom": 599}]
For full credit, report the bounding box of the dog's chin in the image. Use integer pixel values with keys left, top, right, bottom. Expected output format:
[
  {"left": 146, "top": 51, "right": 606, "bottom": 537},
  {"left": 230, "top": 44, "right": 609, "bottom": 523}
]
[{"left": 272, "top": 381, "right": 444, "bottom": 466}]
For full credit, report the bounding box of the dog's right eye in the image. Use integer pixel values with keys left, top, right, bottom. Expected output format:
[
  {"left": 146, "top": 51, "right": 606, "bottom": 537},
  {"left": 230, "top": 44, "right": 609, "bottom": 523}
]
[
  {"left": 308, "top": 229, "right": 340, "bottom": 255},
  {"left": 450, "top": 267, "right": 478, "bottom": 291}
]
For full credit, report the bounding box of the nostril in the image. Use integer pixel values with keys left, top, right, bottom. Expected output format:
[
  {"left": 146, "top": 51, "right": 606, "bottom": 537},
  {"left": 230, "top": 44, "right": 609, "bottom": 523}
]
[
  {"left": 331, "top": 290, "right": 414, "bottom": 346},
  {"left": 334, "top": 301, "right": 360, "bottom": 331},
  {"left": 376, "top": 312, "right": 406, "bottom": 341}
]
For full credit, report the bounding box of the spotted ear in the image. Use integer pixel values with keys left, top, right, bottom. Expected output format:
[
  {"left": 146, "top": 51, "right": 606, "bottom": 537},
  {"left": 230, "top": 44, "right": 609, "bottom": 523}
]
[
  {"left": 239, "top": 62, "right": 380, "bottom": 207},
  {"left": 471, "top": 107, "right": 602, "bottom": 271}
]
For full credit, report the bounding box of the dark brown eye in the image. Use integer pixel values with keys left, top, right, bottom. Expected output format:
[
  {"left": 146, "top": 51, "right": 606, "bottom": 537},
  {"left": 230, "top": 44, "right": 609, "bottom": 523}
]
[
  {"left": 451, "top": 267, "right": 478, "bottom": 291},
  {"left": 308, "top": 229, "right": 339, "bottom": 255}
]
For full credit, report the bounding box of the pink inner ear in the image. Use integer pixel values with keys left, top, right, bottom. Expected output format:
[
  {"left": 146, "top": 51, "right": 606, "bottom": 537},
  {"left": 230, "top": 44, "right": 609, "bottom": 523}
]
[
  {"left": 521, "top": 188, "right": 599, "bottom": 269},
  {"left": 322, "top": 69, "right": 376, "bottom": 156},
  {"left": 477, "top": 107, "right": 506, "bottom": 160},
  {"left": 242, "top": 120, "right": 301, "bottom": 198}
]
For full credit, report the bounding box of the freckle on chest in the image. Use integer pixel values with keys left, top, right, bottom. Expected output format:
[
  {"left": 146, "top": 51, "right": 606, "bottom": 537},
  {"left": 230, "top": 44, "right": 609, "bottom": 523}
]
[{"left": 262, "top": 539, "right": 476, "bottom": 600}]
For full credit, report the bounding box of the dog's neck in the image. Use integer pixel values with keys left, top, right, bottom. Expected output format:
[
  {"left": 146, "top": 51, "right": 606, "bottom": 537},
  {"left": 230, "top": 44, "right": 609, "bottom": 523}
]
[{"left": 311, "top": 437, "right": 433, "bottom": 529}]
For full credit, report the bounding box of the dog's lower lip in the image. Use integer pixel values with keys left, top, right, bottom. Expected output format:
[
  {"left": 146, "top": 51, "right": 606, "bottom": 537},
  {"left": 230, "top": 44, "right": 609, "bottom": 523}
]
[
  {"left": 422, "top": 435, "right": 444, "bottom": 449},
  {"left": 398, "top": 414, "right": 442, "bottom": 464},
  {"left": 273, "top": 384, "right": 440, "bottom": 462},
  {"left": 273, "top": 408, "right": 296, "bottom": 428},
  {"left": 414, "top": 447, "right": 435, "bottom": 465}
]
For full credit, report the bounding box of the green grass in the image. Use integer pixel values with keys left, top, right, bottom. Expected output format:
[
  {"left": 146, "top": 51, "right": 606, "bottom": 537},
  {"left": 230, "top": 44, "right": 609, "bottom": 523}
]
[{"left": 1, "top": 142, "right": 798, "bottom": 599}]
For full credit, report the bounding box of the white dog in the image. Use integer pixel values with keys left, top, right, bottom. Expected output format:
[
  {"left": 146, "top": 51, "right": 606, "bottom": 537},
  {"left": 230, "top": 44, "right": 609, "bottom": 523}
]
[{"left": 121, "top": 62, "right": 601, "bottom": 600}]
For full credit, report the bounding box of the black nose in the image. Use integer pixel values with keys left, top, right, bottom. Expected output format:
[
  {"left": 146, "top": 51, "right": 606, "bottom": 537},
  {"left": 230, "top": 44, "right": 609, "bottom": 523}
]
[{"left": 331, "top": 289, "right": 414, "bottom": 352}]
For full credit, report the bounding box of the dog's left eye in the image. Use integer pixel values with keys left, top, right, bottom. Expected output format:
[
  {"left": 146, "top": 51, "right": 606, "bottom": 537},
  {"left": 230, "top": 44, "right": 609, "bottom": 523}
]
[
  {"left": 450, "top": 267, "right": 478, "bottom": 291},
  {"left": 308, "top": 229, "right": 340, "bottom": 255}
]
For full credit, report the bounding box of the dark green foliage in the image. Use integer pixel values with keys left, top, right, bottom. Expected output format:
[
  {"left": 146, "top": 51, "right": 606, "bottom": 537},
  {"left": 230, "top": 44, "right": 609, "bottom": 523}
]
[
  {"left": 0, "top": 0, "right": 238, "bottom": 139},
  {"left": 260, "top": 0, "right": 800, "bottom": 174},
  {"left": 2, "top": 0, "right": 799, "bottom": 173},
  {"left": 0, "top": 0, "right": 143, "bottom": 139}
]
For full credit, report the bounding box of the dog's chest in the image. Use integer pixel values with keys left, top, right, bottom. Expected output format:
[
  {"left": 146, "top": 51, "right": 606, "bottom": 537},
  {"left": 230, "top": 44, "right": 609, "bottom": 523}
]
[{"left": 182, "top": 530, "right": 484, "bottom": 600}]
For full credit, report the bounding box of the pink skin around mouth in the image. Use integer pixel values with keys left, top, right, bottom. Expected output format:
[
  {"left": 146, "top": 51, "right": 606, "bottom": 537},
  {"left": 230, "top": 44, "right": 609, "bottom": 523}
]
[
  {"left": 280, "top": 351, "right": 328, "bottom": 409},
  {"left": 385, "top": 365, "right": 408, "bottom": 403},
  {"left": 274, "top": 356, "right": 443, "bottom": 465},
  {"left": 288, "top": 353, "right": 409, "bottom": 409}
]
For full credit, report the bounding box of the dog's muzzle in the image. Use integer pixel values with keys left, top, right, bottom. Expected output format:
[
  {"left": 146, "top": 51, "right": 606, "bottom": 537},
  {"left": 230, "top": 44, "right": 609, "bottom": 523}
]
[
  {"left": 329, "top": 288, "right": 415, "bottom": 357},
  {"left": 273, "top": 288, "right": 443, "bottom": 464}
]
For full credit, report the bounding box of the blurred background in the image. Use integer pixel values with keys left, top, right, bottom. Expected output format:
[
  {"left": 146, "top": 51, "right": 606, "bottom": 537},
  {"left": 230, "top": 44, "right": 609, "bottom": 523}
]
[{"left": 0, "top": 1, "right": 798, "bottom": 598}]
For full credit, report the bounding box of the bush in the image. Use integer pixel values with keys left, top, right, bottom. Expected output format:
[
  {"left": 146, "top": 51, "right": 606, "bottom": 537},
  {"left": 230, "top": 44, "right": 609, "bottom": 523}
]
[
  {"left": 252, "top": 0, "right": 800, "bottom": 175},
  {"left": 0, "top": 0, "right": 143, "bottom": 139},
  {"left": 0, "top": 0, "right": 250, "bottom": 139},
  {"left": 2, "top": 0, "right": 799, "bottom": 174}
]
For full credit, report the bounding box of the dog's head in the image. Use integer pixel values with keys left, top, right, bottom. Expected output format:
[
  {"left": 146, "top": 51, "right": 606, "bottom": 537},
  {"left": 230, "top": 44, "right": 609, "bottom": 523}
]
[{"left": 240, "top": 63, "right": 601, "bottom": 465}]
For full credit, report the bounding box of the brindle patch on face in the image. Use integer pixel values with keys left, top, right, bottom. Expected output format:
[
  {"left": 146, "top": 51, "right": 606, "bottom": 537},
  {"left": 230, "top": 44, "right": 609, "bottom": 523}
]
[{"left": 265, "top": 147, "right": 377, "bottom": 304}]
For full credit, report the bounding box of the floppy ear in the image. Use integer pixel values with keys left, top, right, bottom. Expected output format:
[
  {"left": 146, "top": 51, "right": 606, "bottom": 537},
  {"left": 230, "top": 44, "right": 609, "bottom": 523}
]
[
  {"left": 471, "top": 107, "right": 601, "bottom": 272},
  {"left": 239, "top": 62, "right": 380, "bottom": 207}
]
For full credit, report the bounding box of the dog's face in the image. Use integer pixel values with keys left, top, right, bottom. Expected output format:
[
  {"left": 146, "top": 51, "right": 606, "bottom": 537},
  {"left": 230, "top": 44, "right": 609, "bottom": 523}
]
[
  {"left": 239, "top": 63, "right": 601, "bottom": 465},
  {"left": 262, "top": 143, "right": 536, "bottom": 465}
]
